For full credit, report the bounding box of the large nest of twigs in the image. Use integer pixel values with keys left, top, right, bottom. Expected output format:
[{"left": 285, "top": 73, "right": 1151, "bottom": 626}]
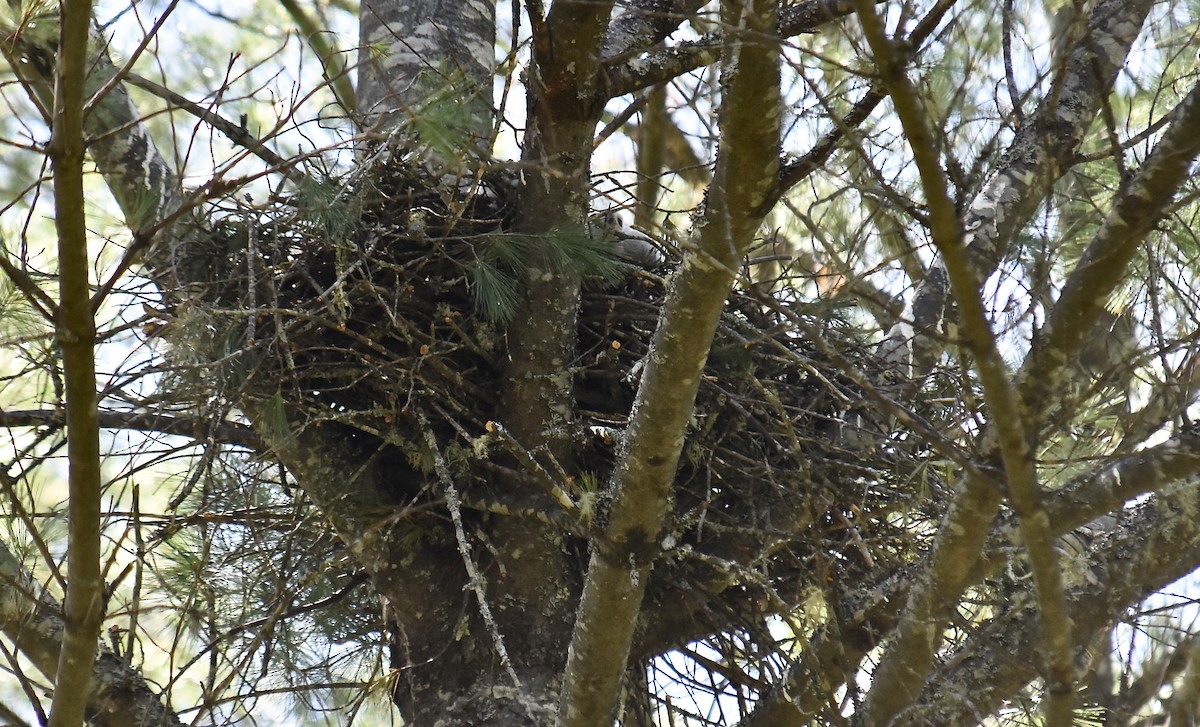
[{"left": 164, "top": 154, "right": 941, "bottom": 590}]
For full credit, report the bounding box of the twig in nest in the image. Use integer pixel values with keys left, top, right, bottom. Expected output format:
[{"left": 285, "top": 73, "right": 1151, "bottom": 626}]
[
  {"left": 485, "top": 420, "right": 582, "bottom": 521},
  {"left": 417, "top": 410, "right": 541, "bottom": 722}
]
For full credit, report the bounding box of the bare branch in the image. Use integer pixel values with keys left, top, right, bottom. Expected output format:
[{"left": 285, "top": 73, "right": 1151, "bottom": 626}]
[
  {"left": 768, "top": 0, "right": 956, "bottom": 207},
  {"left": 0, "top": 409, "right": 261, "bottom": 451},
  {"left": 603, "top": 0, "right": 875, "bottom": 97},
  {"left": 121, "top": 72, "right": 298, "bottom": 176}
]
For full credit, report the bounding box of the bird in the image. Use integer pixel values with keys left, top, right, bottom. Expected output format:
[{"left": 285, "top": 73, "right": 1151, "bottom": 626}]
[{"left": 594, "top": 211, "right": 665, "bottom": 269}]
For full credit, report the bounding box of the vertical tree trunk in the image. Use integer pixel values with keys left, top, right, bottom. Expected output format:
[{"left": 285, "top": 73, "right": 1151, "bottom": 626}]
[
  {"left": 357, "top": 0, "right": 495, "bottom": 140},
  {"left": 356, "top": 2, "right": 590, "bottom": 721}
]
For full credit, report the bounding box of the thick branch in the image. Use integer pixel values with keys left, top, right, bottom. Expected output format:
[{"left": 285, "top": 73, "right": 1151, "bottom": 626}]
[
  {"left": 508, "top": 0, "right": 620, "bottom": 442},
  {"left": 603, "top": 0, "right": 871, "bottom": 97},
  {"left": 850, "top": 4, "right": 1154, "bottom": 722},
  {"left": 278, "top": 0, "right": 356, "bottom": 116},
  {"left": 558, "top": 2, "right": 781, "bottom": 723},
  {"left": 745, "top": 427, "right": 1200, "bottom": 725},
  {"left": 856, "top": 2, "right": 1074, "bottom": 720},
  {"left": 505, "top": 0, "right": 620, "bottom": 454},
  {"left": 601, "top": 0, "right": 708, "bottom": 61},
  {"left": 48, "top": 1, "right": 105, "bottom": 724},
  {"left": 986, "top": 430, "right": 1200, "bottom": 572},
  {"left": 1018, "top": 78, "right": 1200, "bottom": 428},
  {"left": 912, "top": 484, "right": 1200, "bottom": 724},
  {"left": 877, "top": 0, "right": 1153, "bottom": 381}
]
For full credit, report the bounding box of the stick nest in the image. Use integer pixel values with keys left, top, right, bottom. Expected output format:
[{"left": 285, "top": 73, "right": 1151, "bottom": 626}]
[{"left": 162, "top": 154, "right": 945, "bottom": 601}]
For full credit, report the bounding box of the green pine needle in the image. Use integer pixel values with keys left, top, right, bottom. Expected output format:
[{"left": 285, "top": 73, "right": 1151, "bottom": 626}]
[
  {"left": 468, "top": 226, "right": 628, "bottom": 323},
  {"left": 260, "top": 390, "right": 294, "bottom": 447},
  {"left": 410, "top": 67, "right": 489, "bottom": 160},
  {"left": 470, "top": 258, "right": 523, "bottom": 324}
]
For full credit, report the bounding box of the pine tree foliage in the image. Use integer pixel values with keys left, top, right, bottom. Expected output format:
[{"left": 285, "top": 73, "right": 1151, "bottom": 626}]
[{"left": 3, "top": 0, "right": 1200, "bottom": 725}]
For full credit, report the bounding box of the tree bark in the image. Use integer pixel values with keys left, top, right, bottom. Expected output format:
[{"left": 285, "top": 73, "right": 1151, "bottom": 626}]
[
  {"left": 558, "top": 1, "right": 782, "bottom": 723},
  {"left": 876, "top": 0, "right": 1154, "bottom": 383},
  {"left": 357, "top": 0, "right": 495, "bottom": 140},
  {"left": 0, "top": 533, "right": 181, "bottom": 726},
  {"left": 47, "top": 2, "right": 104, "bottom": 725}
]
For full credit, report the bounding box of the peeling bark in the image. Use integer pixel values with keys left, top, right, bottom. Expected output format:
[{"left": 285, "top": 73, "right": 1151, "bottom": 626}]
[
  {"left": 357, "top": 0, "right": 496, "bottom": 138},
  {"left": 2, "top": 15, "right": 181, "bottom": 252}
]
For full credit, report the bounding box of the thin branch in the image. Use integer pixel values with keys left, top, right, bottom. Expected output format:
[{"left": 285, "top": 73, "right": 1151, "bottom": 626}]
[
  {"left": 840, "top": 3, "right": 1153, "bottom": 720},
  {"left": 769, "top": 86, "right": 885, "bottom": 206},
  {"left": 420, "top": 413, "right": 541, "bottom": 723},
  {"left": 484, "top": 420, "right": 584, "bottom": 523},
  {"left": 742, "top": 423, "right": 1200, "bottom": 725},
  {"left": 1017, "top": 78, "right": 1200, "bottom": 437},
  {"left": 1163, "top": 639, "right": 1200, "bottom": 724},
  {"left": 768, "top": 0, "right": 956, "bottom": 207},
  {"left": 0, "top": 409, "right": 262, "bottom": 450},
  {"left": 1001, "top": 0, "right": 1024, "bottom": 123},
  {"left": 0, "top": 240, "right": 56, "bottom": 319},
  {"left": 996, "top": 429, "right": 1200, "bottom": 563},
  {"left": 83, "top": 0, "right": 182, "bottom": 122},
  {"left": 121, "top": 71, "right": 298, "bottom": 177},
  {"left": 754, "top": 418, "right": 1200, "bottom": 725}
]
